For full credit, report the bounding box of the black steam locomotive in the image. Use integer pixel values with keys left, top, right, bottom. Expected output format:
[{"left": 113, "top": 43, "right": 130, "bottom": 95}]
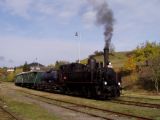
[{"left": 15, "top": 48, "right": 121, "bottom": 99}]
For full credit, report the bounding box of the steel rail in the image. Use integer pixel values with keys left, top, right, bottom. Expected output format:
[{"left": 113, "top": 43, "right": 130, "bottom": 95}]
[{"left": 111, "top": 99, "right": 160, "bottom": 109}]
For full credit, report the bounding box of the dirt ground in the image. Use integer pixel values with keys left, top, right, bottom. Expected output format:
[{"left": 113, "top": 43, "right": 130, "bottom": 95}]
[
  {"left": 0, "top": 82, "right": 106, "bottom": 120},
  {"left": 0, "top": 107, "right": 17, "bottom": 120}
]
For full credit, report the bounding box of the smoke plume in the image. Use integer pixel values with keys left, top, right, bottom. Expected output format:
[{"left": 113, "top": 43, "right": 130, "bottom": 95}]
[{"left": 88, "top": 0, "right": 114, "bottom": 48}]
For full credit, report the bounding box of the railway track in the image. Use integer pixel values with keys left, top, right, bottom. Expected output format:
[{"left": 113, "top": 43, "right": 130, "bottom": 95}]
[
  {"left": 111, "top": 99, "right": 160, "bottom": 109},
  {"left": 16, "top": 89, "right": 153, "bottom": 120},
  {"left": 0, "top": 84, "right": 19, "bottom": 120},
  {"left": 121, "top": 96, "right": 160, "bottom": 101},
  {"left": 0, "top": 103, "right": 19, "bottom": 120}
]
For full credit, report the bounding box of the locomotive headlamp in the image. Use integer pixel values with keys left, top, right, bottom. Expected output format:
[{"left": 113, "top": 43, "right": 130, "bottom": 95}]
[
  {"left": 104, "top": 81, "right": 107, "bottom": 85},
  {"left": 118, "top": 82, "right": 121, "bottom": 86}
]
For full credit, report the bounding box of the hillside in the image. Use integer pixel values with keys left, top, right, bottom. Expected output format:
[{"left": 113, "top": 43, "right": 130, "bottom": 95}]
[{"left": 81, "top": 51, "right": 129, "bottom": 69}]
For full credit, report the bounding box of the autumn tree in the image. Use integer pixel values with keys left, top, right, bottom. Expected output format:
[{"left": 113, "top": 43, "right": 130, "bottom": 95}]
[
  {"left": 124, "top": 56, "right": 136, "bottom": 73},
  {"left": 0, "top": 68, "right": 8, "bottom": 81},
  {"left": 133, "top": 42, "right": 159, "bottom": 64},
  {"left": 133, "top": 41, "right": 160, "bottom": 92},
  {"left": 150, "top": 56, "right": 160, "bottom": 93}
]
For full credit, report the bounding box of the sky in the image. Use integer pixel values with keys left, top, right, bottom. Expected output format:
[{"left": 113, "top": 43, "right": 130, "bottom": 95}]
[{"left": 0, "top": 0, "right": 160, "bottom": 67}]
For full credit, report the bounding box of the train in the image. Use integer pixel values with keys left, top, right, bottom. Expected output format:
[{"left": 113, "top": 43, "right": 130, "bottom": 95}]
[{"left": 14, "top": 48, "right": 121, "bottom": 99}]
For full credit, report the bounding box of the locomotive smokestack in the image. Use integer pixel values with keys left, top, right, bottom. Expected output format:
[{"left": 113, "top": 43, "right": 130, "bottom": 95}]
[{"left": 104, "top": 47, "right": 109, "bottom": 67}]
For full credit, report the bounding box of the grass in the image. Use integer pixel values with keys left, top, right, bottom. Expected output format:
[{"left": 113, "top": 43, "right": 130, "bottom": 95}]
[
  {"left": 0, "top": 95, "right": 60, "bottom": 120},
  {"left": 117, "top": 96, "right": 160, "bottom": 105},
  {"left": 2, "top": 83, "right": 160, "bottom": 120},
  {"left": 122, "top": 90, "right": 160, "bottom": 100},
  {"left": 21, "top": 88, "right": 160, "bottom": 120}
]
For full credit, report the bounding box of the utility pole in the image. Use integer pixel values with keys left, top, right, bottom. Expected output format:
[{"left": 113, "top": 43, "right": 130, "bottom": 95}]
[{"left": 75, "top": 32, "right": 81, "bottom": 63}]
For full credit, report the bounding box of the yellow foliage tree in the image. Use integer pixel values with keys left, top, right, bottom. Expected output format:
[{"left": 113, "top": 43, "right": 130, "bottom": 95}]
[{"left": 124, "top": 56, "right": 136, "bottom": 73}]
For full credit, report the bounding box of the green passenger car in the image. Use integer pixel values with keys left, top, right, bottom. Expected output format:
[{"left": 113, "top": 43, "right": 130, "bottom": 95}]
[{"left": 15, "top": 71, "right": 44, "bottom": 87}]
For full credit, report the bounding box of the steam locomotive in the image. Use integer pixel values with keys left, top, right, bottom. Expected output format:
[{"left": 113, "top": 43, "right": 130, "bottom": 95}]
[{"left": 15, "top": 48, "right": 121, "bottom": 99}]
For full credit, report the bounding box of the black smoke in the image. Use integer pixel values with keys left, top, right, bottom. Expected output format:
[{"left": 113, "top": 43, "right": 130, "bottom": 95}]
[{"left": 88, "top": 0, "right": 114, "bottom": 48}]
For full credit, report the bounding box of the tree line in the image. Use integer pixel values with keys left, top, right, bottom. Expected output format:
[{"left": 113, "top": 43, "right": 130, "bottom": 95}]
[{"left": 123, "top": 41, "right": 160, "bottom": 93}]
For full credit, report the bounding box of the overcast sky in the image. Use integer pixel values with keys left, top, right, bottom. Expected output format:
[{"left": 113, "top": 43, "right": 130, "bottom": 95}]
[{"left": 0, "top": 0, "right": 160, "bottom": 67}]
